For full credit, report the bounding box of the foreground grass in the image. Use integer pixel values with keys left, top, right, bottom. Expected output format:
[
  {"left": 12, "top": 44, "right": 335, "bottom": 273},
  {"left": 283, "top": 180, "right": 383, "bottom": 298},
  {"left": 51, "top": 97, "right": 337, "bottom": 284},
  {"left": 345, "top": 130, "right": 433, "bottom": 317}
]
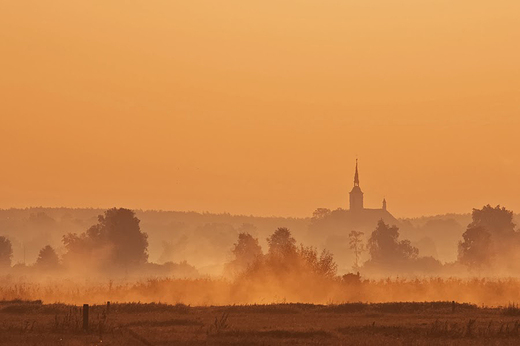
[{"left": 1, "top": 300, "right": 520, "bottom": 345}]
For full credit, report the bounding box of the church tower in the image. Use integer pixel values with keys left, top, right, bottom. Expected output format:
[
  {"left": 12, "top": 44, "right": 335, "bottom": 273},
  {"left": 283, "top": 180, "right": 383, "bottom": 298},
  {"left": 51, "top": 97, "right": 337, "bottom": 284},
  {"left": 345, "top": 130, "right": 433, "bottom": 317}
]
[{"left": 349, "top": 160, "right": 364, "bottom": 211}]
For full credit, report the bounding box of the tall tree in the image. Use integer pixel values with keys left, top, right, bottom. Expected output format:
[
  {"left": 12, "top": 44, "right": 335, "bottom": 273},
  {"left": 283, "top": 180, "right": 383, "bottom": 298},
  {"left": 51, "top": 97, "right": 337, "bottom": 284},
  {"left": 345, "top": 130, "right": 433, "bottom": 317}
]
[
  {"left": 266, "top": 227, "right": 297, "bottom": 258},
  {"left": 0, "top": 236, "right": 13, "bottom": 268},
  {"left": 367, "top": 220, "right": 418, "bottom": 264},
  {"left": 312, "top": 208, "right": 332, "bottom": 220},
  {"left": 458, "top": 226, "right": 494, "bottom": 269},
  {"left": 63, "top": 208, "right": 148, "bottom": 269},
  {"left": 298, "top": 245, "right": 338, "bottom": 278},
  {"left": 469, "top": 205, "right": 515, "bottom": 238},
  {"left": 458, "top": 205, "right": 517, "bottom": 270},
  {"left": 231, "top": 232, "right": 263, "bottom": 270},
  {"left": 35, "top": 245, "right": 60, "bottom": 269},
  {"left": 348, "top": 230, "right": 365, "bottom": 271}
]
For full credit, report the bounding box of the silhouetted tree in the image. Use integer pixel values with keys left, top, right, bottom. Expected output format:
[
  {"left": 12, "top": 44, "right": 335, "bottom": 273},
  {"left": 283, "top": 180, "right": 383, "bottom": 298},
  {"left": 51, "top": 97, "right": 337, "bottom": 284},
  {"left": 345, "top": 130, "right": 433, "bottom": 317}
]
[
  {"left": 232, "top": 233, "right": 263, "bottom": 268},
  {"left": 224, "top": 232, "right": 263, "bottom": 276},
  {"left": 348, "top": 230, "right": 365, "bottom": 271},
  {"left": 63, "top": 208, "right": 148, "bottom": 269},
  {"left": 312, "top": 208, "right": 332, "bottom": 220},
  {"left": 243, "top": 228, "right": 338, "bottom": 281},
  {"left": 0, "top": 236, "right": 13, "bottom": 268},
  {"left": 367, "top": 220, "right": 418, "bottom": 264},
  {"left": 458, "top": 226, "right": 494, "bottom": 269},
  {"left": 458, "top": 205, "right": 517, "bottom": 270},
  {"left": 316, "top": 249, "right": 337, "bottom": 278},
  {"left": 469, "top": 205, "right": 515, "bottom": 237},
  {"left": 266, "top": 227, "right": 297, "bottom": 258},
  {"left": 35, "top": 245, "right": 60, "bottom": 269},
  {"left": 298, "top": 245, "right": 337, "bottom": 278}
]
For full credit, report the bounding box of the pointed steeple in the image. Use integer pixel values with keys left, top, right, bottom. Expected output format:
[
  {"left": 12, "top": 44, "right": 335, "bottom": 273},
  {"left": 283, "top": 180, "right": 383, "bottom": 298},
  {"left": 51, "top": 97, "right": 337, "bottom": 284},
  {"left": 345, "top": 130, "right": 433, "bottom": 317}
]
[
  {"left": 354, "top": 159, "right": 360, "bottom": 187},
  {"left": 349, "top": 159, "right": 364, "bottom": 211}
]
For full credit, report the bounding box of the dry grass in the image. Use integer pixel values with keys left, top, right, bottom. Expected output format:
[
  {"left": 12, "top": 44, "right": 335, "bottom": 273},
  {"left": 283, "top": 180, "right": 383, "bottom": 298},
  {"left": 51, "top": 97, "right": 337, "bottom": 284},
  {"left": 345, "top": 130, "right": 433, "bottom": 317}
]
[{"left": 1, "top": 300, "right": 520, "bottom": 345}]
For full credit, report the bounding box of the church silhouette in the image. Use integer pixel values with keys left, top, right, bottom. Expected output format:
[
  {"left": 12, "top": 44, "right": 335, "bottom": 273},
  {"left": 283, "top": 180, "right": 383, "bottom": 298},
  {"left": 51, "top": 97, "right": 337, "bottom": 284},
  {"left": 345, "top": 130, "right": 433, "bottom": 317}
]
[
  {"left": 310, "top": 160, "right": 399, "bottom": 235},
  {"left": 347, "top": 160, "right": 397, "bottom": 228}
]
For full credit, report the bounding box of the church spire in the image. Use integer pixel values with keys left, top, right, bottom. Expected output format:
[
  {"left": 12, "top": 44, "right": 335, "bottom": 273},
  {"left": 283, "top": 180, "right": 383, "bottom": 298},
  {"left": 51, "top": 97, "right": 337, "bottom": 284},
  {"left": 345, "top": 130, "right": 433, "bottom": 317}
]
[
  {"left": 354, "top": 159, "right": 360, "bottom": 187},
  {"left": 349, "top": 159, "right": 364, "bottom": 211}
]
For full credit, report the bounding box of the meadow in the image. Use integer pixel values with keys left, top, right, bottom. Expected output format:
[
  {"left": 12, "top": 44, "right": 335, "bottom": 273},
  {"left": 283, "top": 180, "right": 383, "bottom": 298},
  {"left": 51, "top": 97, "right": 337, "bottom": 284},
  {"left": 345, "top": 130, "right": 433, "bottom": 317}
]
[
  {"left": 1, "top": 277, "right": 520, "bottom": 344},
  {"left": 2, "top": 300, "right": 520, "bottom": 345}
]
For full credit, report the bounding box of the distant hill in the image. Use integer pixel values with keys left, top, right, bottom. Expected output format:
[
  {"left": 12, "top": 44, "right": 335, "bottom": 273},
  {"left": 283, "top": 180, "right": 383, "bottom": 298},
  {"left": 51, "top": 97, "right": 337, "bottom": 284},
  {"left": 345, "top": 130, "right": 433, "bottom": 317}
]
[{"left": 1, "top": 207, "right": 518, "bottom": 275}]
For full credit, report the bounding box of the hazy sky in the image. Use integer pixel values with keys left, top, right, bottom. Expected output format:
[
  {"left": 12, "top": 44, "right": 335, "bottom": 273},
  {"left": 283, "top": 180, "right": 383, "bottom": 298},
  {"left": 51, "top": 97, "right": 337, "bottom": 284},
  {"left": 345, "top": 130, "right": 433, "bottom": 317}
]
[{"left": 1, "top": 1, "right": 519, "bottom": 218}]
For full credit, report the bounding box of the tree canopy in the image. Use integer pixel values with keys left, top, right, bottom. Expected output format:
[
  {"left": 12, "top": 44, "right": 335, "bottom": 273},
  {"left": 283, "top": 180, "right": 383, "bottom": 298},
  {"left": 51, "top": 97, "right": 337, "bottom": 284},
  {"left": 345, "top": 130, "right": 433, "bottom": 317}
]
[
  {"left": 63, "top": 208, "right": 148, "bottom": 269},
  {"left": 367, "top": 220, "right": 418, "bottom": 264},
  {"left": 36, "top": 245, "right": 60, "bottom": 269},
  {"left": 224, "top": 232, "right": 263, "bottom": 276},
  {"left": 458, "top": 205, "right": 518, "bottom": 270},
  {"left": 0, "top": 236, "right": 13, "bottom": 268},
  {"left": 266, "top": 227, "right": 297, "bottom": 258},
  {"left": 469, "top": 205, "right": 515, "bottom": 237},
  {"left": 458, "top": 226, "right": 494, "bottom": 269}
]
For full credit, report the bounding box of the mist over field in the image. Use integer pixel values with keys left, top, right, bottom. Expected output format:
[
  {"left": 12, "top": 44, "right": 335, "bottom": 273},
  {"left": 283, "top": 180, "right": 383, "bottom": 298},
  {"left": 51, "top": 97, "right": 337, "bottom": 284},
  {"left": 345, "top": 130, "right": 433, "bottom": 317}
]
[
  {"left": 0, "top": 207, "right": 475, "bottom": 275},
  {"left": 1, "top": 205, "right": 520, "bottom": 306}
]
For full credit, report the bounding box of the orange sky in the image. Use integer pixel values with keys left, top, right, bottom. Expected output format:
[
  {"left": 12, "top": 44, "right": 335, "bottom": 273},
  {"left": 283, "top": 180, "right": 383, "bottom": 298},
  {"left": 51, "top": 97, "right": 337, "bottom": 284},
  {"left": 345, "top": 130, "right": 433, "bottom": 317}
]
[{"left": 1, "top": 1, "right": 519, "bottom": 218}]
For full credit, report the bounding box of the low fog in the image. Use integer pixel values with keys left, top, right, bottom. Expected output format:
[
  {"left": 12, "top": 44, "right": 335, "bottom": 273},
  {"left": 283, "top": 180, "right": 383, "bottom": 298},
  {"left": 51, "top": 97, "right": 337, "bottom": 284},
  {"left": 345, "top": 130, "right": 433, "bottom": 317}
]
[{"left": 1, "top": 205, "right": 520, "bottom": 306}]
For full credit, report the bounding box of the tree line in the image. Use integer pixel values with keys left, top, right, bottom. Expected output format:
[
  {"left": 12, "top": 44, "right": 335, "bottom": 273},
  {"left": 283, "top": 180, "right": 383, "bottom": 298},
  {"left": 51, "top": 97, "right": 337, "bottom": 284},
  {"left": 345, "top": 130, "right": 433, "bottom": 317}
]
[
  {"left": 0, "top": 204, "right": 517, "bottom": 277},
  {"left": 226, "top": 204, "right": 520, "bottom": 277}
]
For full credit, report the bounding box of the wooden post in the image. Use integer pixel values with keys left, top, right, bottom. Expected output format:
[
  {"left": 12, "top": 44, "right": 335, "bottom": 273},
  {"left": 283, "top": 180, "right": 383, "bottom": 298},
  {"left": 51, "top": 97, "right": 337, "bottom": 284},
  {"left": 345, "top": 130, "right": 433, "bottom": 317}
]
[
  {"left": 452, "top": 300, "right": 455, "bottom": 313},
  {"left": 107, "top": 301, "right": 110, "bottom": 314},
  {"left": 83, "top": 304, "right": 89, "bottom": 331}
]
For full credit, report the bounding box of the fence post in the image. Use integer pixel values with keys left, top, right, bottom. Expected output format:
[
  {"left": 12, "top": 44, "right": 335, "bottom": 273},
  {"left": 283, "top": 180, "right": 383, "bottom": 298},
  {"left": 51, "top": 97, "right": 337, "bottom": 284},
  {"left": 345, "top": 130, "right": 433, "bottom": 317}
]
[
  {"left": 107, "top": 301, "right": 110, "bottom": 314},
  {"left": 83, "top": 304, "right": 89, "bottom": 331}
]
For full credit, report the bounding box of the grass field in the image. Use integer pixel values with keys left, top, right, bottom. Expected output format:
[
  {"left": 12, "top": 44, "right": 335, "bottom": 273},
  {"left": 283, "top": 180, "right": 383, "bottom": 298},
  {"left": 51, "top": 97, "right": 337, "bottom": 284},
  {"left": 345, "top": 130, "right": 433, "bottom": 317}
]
[{"left": 2, "top": 300, "right": 520, "bottom": 345}]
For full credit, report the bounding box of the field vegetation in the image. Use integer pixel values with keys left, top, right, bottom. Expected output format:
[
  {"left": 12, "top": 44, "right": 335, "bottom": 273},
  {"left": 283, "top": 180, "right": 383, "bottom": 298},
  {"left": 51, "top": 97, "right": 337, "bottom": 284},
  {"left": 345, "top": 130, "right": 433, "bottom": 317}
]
[
  {"left": 3, "top": 276, "right": 520, "bottom": 307},
  {"left": 2, "top": 300, "right": 520, "bottom": 345}
]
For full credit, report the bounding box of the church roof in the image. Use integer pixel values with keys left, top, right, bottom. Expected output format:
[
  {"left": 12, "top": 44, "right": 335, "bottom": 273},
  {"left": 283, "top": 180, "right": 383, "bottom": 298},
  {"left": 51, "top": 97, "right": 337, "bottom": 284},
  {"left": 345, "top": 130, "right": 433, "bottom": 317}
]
[
  {"left": 350, "top": 185, "right": 363, "bottom": 194},
  {"left": 347, "top": 208, "right": 398, "bottom": 227}
]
